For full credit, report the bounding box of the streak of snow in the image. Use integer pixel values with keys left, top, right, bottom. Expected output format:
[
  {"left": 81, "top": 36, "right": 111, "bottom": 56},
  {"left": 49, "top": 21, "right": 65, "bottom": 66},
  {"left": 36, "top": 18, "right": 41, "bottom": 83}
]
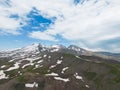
[
  {"left": 37, "top": 60, "right": 43, "bottom": 63},
  {"left": 43, "top": 55, "right": 47, "bottom": 57},
  {"left": 49, "top": 60, "right": 62, "bottom": 69},
  {"left": 23, "top": 57, "right": 41, "bottom": 62},
  {"left": 74, "top": 73, "right": 84, "bottom": 82},
  {"left": 50, "top": 48, "right": 59, "bottom": 52},
  {"left": 25, "top": 82, "right": 38, "bottom": 88},
  {"left": 46, "top": 72, "right": 58, "bottom": 76},
  {"left": 50, "top": 45, "right": 62, "bottom": 52},
  {"left": 6, "top": 62, "right": 20, "bottom": 71},
  {"left": 22, "top": 63, "right": 34, "bottom": 69},
  {"left": 61, "top": 67, "right": 69, "bottom": 74},
  {"left": 54, "top": 77, "right": 70, "bottom": 82},
  {"left": 1, "top": 65, "right": 6, "bottom": 68},
  {"left": 22, "top": 43, "right": 39, "bottom": 52},
  {"left": 49, "top": 65, "right": 56, "bottom": 69},
  {"left": 9, "top": 59, "right": 15, "bottom": 62},
  {"left": 57, "top": 60, "right": 62, "bottom": 64},
  {"left": 85, "top": 85, "right": 90, "bottom": 88},
  {"left": 70, "top": 46, "right": 81, "bottom": 52},
  {"left": 0, "top": 70, "right": 9, "bottom": 80},
  {"left": 75, "top": 56, "right": 80, "bottom": 59}
]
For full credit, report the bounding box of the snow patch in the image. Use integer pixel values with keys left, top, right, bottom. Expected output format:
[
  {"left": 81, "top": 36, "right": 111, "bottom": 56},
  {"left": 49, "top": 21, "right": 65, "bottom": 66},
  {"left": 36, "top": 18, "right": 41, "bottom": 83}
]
[
  {"left": 57, "top": 60, "right": 62, "bottom": 64},
  {"left": 54, "top": 77, "right": 70, "bottom": 82},
  {"left": 22, "top": 43, "right": 39, "bottom": 52},
  {"left": 69, "top": 46, "right": 81, "bottom": 52},
  {"left": 23, "top": 57, "right": 41, "bottom": 62},
  {"left": 50, "top": 48, "right": 59, "bottom": 52},
  {"left": 49, "top": 60, "right": 62, "bottom": 69},
  {"left": 74, "top": 73, "right": 84, "bottom": 82},
  {"left": 61, "top": 67, "right": 69, "bottom": 74},
  {"left": 75, "top": 56, "right": 80, "bottom": 59},
  {"left": 1, "top": 65, "right": 6, "bottom": 68},
  {"left": 9, "top": 59, "right": 15, "bottom": 62},
  {"left": 6, "top": 62, "right": 20, "bottom": 71},
  {"left": 48, "top": 56, "right": 51, "bottom": 59},
  {"left": 49, "top": 65, "right": 56, "bottom": 69},
  {"left": 60, "top": 56, "right": 63, "bottom": 59},
  {"left": 35, "top": 65, "right": 39, "bottom": 68},
  {"left": 46, "top": 72, "right": 58, "bottom": 76},
  {"left": 37, "top": 60, "right": 43, "bottom": 63},
  {"left": 18, "top": 71, "right": 22, "bottom": 75},
  {"left": 43, "top": 55, "right": 47, "bottom": 57},
  {"left": 0, "top": 70, "right": 9, "bottom": 80},
  {"left": 50, "top": 45, "right": 62, "bottom": 52},
  {"left": 25, "top": 82, "right": 38, "bottom": 88},
  {"left": 22, "top": 62, "right": 34, "bottom": 69},
  {"left": 85, "top": 85, "right": 90, "bottom": 88}
]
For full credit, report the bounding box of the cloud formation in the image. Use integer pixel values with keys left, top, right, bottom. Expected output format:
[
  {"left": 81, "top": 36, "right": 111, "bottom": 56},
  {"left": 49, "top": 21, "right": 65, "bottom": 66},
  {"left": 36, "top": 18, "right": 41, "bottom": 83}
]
[
  {"left": 0, "top": 0, "right": 120, "bottom": 52},
  {"left": 29, "top": 31, "right": 57, "bottom": 41}
]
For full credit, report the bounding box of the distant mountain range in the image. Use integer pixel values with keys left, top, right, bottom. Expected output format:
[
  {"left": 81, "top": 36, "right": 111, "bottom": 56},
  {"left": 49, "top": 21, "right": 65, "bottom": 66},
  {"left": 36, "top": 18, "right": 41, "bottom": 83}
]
[
  {"left": 0, "top": 43, "right": 120, "bottom": 90},
  {"left": 0, "top": 43, "right": 120, "bottom": 61}
]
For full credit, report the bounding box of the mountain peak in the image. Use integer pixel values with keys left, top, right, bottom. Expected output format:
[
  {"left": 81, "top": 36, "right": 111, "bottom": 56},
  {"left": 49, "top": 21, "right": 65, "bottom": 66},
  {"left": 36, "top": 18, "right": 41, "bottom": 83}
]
[
  {"left": 51, "top": 44, "right": 66, "bottom": 49},
  {"left": 31, "top": 43, "right": 40, "bottom": 47},
  {"left": 21, "top": 43, "right": 40, "bottom": 52},
  {"left": 68, "top": 45, "right": 83, "bottom": 51}
]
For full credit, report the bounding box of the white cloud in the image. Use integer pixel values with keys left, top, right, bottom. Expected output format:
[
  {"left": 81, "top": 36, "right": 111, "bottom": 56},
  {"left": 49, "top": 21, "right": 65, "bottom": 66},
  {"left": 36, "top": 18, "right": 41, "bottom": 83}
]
[
  {"left": 0, "top": 0, "right": 120, "bottom": 52},
  {"left": 29, "top": 31, "right": 57, "bottom": 41},
  {"left": 0, "top": 0, "right": 33, "bottom": 35}
]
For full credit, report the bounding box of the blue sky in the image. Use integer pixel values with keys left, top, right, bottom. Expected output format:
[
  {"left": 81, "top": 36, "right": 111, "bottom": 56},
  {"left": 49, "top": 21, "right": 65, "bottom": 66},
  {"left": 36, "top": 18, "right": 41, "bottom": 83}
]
[{"left": 0, "top": 0, "right": 120, "bottom": 52}]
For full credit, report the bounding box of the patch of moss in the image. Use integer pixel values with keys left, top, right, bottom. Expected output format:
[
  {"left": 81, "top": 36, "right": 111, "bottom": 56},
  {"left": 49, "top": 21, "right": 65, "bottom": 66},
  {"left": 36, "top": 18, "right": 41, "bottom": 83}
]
[
  {"left": 17, "top": 75, "right": 27, "bottom": 83},
  {"left": 80, "top": 86, "right": 87, "bottom": 90},
  {"left": 25, "top": 65, "right": 35, "bottom": 72},
  {"left": 83, "top": 71, "right": 97, "bottom": 80},
  {"left": 34, "top": 67, "right": 48, "bottom": 75},
  {"left": 103, "top": 63, "right": 120, "bottom": 83},
  {"left": 114, "top": 76, "right": 120, "bottom": 83},
  {"left": 4, "top": 70, "right": 18, "bottom": 77},
  {"left": 94, "top": 75, "right": 104, "bottom": 89}
]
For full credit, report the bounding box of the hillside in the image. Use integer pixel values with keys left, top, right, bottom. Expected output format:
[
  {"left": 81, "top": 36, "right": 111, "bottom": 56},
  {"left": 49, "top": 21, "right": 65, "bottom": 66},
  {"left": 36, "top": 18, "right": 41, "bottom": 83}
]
[{"left": 0, "top": 44, "right": 120, "bottom": 90}]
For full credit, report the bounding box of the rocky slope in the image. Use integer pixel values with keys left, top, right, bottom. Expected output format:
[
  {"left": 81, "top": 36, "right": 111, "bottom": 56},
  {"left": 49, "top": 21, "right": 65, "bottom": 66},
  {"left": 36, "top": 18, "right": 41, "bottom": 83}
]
[{"left": 0, "top": 43, "right": 120, "bottom": 90}]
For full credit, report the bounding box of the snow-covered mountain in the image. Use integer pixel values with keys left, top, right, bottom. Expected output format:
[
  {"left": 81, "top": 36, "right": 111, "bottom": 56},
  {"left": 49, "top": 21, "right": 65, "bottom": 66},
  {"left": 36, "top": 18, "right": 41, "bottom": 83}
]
[
  {"left": 0, "top": 43, "right": 119, "bottom": 61},
  {"left": 0, "top": 43, "right": 120, "bottom": 90},
  {"left": 0, "top": 43, "right": 87, "bottom": 60},
  {"left": 0, "top": 43, "right": 41, "bottom": 60}
]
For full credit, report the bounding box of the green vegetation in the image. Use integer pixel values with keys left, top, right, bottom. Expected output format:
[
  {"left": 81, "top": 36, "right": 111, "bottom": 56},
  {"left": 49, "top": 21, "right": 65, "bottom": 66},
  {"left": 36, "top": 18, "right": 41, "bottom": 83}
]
[
  {"left": 103, "top": 63, "right": 120, "bottom": 83},
  {"left": 94, "top": 75, "right": 104, "bottom": 89},
  {"left": 4, "top": 70, "right": 18, "bottom": 77},
  {"left": 80, "top": 86, "right": 87, "bottom": 90},
  {"left": 17, "top": 75, "right": 27, "bottom": 83},
  {"left": 83, "top": 71, "right": 97, "bottom": 80},
  {"left": 13, "top": 83, "right": 25, "bottom": 90},
  {"left": 25, "top": 65, "right": 35, "bottom": 72},
  {"left": 114, "top": 77, "right": 120, "bottom": 83},
  {"left": 24, "top": 65, "right": 48, "bottom": 74},
  {"left": 34, "top": 67, "right": 48, "bottom": 75}
]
